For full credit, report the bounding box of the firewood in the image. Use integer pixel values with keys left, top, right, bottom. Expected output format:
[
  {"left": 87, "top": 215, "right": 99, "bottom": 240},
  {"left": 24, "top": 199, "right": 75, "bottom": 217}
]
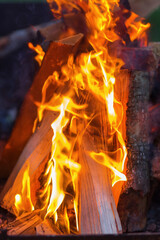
[
  {"left": 118, "top": 71, "right": 150, "bottom": 232},
  {"left": 7, "top": 211, "right": 41, "bottom": 235},
  {"left": 0, "top": 20, "right": 62, "bottom": 59},
  {"left": 117, "top": 45, "right": 160, "bottom": 231},
  {"left": 112, "top": 70, "right": 130, "bottom": 206},
  {"left": 0, "top": 33, "right": 84, "bottom": 179},
  {"left": 0, "top": 111, "right": 56, "bottom": 211},
  {"left": 36, "top": 219, "right": 62, "bottom": 235},
  {"left": 109, "top": 45, "right": 157, "bottom": 71},
  {"left": 1, "top": 106, "right": 122, "bottom": 234},
  {"left": 0, "top": 13, "right": 86, "bottom": 59},
  {"left": 79, "top": 133, "right": 122, "bottom": 234}
]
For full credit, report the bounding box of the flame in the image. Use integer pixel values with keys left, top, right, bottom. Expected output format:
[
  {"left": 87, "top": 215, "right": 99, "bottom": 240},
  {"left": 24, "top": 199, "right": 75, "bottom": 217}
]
[
  {"left": 34, "top": 95, "right": 86, "bottom": 232},
  {"left": 28, "top": 42, "right": 45, "bottom": 66},
  {"left": 14, "top": 164, "right": 34, "bottom": 216},
  {"left": 125, "top": 11, "right": 150, "bottom": 46},
  {"left": 14, "top": 0, "right": 150, "bottom": 233}
]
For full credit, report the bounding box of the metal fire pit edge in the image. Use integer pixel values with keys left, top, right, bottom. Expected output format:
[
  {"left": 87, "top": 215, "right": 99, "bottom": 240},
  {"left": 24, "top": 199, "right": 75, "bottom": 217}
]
[{"left": 1, "top": 231, "right": 160, "bottom": 240}]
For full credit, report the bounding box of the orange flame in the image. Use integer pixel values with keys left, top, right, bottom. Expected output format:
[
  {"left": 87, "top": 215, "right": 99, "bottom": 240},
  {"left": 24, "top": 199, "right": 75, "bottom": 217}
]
[
  {"left": 28, "top": 42, "right": 45, "bottom": 66},
  {"left": 125, "top": 11, "right": 150, "bottom": 46},
  {"left": 14, "top": 0, "right": 150, "bottom": 233},
  {"left": 14, "top": 164, "right": 34, "bottom": 216},
  {"left": 34, "top": 94, "right": 87, "bottom": 231}
]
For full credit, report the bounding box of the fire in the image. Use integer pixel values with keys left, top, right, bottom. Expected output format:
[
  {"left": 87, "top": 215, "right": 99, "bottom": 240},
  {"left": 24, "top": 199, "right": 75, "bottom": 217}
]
[
  {"left": 14, "top": 164, "right": 34, "bottom": 216},
  {"left": 28, "top": 42, "right": 45, "bottom": 66},
  {"left": 14, "top": 0, "right": 150, "bottom": 234},
  {"left": 125, "top": 11, "right": 150, "bottom": 46},
  {"left": 34, "top": 94, "right": 87, "bottom": 232}
]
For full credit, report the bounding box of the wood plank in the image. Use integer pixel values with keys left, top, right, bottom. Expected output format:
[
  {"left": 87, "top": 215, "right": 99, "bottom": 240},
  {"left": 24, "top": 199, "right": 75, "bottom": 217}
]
[
  {"left": 7, "top": 211, "right": 41, "bottom": 236},
  {"left": 79, "top": 133, "right": 122, "bottom": 234},
  {"left": 118, "top": 71, "right": 150, "bottom": 232},
  {"left": 36, "top": 219, "right": 62, "bottom": 235}
]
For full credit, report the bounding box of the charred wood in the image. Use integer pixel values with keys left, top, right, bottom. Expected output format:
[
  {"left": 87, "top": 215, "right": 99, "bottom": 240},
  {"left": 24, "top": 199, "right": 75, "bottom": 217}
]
[
  {"left": 7, "top": 211, "right": 41, "bottom": 236},
  {"left": 118, "top": 71, "right": 150, "bottom": 232},
  {"left": 36, "top": 219, "right": 62, "bottom": 235}
]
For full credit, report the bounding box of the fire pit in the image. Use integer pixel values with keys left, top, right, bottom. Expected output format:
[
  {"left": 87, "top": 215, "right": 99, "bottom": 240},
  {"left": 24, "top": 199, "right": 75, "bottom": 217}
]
[{"left": 0, "top": 0, "right": 160, "bottom": 238}]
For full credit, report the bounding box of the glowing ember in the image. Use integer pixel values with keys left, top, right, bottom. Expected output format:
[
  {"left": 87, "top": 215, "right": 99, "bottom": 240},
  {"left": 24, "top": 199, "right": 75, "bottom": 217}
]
[{"left": 13, "top": 0, "right": 150, "bottom": 234}]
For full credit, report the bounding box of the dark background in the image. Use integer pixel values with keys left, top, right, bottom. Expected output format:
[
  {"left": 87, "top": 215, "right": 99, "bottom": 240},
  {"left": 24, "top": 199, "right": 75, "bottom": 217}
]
[{"left": 0, "top": 2, "right": 53, "bottom": 138}]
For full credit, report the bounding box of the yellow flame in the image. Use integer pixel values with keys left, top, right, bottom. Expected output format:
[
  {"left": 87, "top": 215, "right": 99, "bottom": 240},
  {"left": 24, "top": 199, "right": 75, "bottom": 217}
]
[
  {"left": 14, "top": 0, "right": 150, "bottom": 233},
  {"left": 14, "top": 164, "right": 34, "bottom": 216},
  {"left": 125, "top": 11, "right": 150, "bottom": 46},
  {"left": 35, "top": 95, "right": 84, "bottom": 231},
  {"left": 28, "top": 42, "right": 45, "bottom": 66}
]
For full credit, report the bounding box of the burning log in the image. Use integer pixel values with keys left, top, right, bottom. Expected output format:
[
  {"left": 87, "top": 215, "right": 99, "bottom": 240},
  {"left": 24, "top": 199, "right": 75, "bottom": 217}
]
[
  {"left": 36, "top": 219, "right": 62, "bottom": 235},
  {"left": 118, "top": 71, "right": 150, "bottom": 232},
  {"left": 0, "top": 111, "right": 56, "bottom": 207},
  {"left": 0, "top": 13, "right": 86, "bottom": 59},
  {"left": 0, "top": 0, "right": 156, "bottom": 235},
  {"left": 0, "top": 33, "right": 84, "bottom": 179},
  {"left": 109, "top": 44, "right": 157, "bottom": 71},
  {"left": 80, "top": 133, "right": 122, "bottom": 234},
  {"left": 117, "top": 42, "right": 160, "bottom": 232},
  {"left": 7, "top": 211, "right": 41, "bottom": 235}
]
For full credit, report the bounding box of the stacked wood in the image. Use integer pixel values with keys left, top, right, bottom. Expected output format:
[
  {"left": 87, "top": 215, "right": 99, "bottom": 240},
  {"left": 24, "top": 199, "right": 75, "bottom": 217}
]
[
  {"left": 0, "top": 33, "right": 84, "bottom": 179},
  {"left": 0, "top": 32, "right": 122, "bottom": 235},
  {"left": 0, "top": 114, "right": 122, "bottom": 235},
  {"left": 36, "top": 219, "right": 62, "bottom": 235}
]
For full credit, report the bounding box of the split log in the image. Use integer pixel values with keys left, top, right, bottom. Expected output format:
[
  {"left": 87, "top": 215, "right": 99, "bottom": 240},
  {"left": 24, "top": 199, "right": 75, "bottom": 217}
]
[
  {"left": 36, "top": 219, "right": 62, "bottom": 235},
  {"left": 109, "top": 45, "right": 157, "bottom": 71},
  {"left": 79, "top": 133, "right": 122, "bottom": 234},
  {"left": 112, "top": 70, "right": 130, "bottom": 206},
  {"left": 118, "top": 71, "right": 150, "bottom": 232},
  {"left": 7, "top": 211, "right": 41, "bottom": 235},
  {"left": 0, "top": 110, "right": 56, "bottom": 211},
  {"left": 0, "top": 13, "right": 86, "bottom": 58},
  {"left": 0, "top": 33, "right": 84, "bottom": 179}
]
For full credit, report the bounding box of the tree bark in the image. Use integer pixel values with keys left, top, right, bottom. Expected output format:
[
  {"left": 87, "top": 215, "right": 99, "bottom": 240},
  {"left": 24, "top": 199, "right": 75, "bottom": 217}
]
[{"left": 118, "top": 71, "right": 150, "bottom": 232}]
